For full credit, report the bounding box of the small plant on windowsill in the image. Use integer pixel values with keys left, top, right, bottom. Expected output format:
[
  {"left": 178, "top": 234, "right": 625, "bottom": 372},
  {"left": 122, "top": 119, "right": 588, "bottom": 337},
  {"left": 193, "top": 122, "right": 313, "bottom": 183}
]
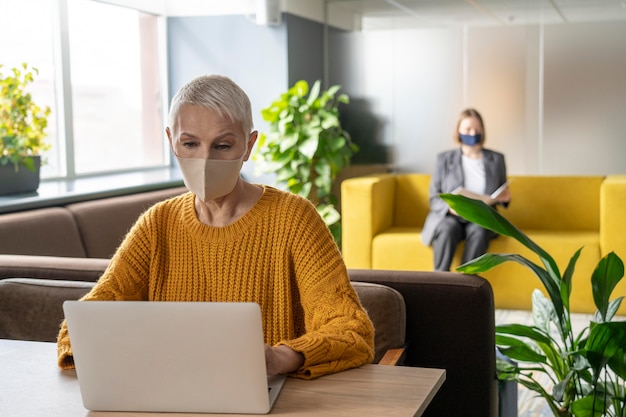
[
  {"left": 0, "top": 63, "right": 51, "bottom": 194},
  {"left": 254, "top": 79, "right": 358, "bottom": 246},
  {"left": 440, "top": 193, "right": 626, "bottom": 417}
]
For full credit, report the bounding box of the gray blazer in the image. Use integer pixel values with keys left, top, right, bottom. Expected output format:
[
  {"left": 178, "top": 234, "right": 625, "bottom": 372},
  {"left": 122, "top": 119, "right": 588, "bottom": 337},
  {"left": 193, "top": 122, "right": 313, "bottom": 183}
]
[{"left": 421, "top": 147, "right": 508, "bottom": 246}]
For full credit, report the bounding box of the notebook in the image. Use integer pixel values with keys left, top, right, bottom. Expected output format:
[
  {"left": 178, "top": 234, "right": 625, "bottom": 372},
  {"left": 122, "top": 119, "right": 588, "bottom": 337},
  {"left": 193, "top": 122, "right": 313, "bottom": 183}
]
[{"left": 62, "top": 300, "right": 286, "bottom": 414}]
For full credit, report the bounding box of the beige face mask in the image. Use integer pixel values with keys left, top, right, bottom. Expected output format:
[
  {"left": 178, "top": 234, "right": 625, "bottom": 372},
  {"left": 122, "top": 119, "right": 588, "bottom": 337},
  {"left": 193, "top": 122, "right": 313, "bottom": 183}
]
[{"left": 175, "top": 156, "right": 244, "bottom": 202}]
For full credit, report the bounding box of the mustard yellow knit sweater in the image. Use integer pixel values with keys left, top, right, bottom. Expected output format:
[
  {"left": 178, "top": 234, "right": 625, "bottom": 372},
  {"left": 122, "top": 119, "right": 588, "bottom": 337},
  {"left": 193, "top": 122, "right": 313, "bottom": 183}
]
[{"left": 57, "top": 186, "right": 374, "bottom": 379}]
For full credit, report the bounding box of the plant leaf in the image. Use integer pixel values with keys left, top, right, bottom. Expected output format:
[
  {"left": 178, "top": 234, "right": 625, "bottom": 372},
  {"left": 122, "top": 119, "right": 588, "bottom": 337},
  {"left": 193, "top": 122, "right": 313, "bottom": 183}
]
[
  {"left": 459, "top": 252, "right": 564, "bottom": 320},
  {"left": 497, "top": 345, "right": 548, "bottom": 364},
  {"left": 531, "top": 289, "right": 557, "bottom": 335},
  {"left": 299, "top": 135, "right": 319, "bottom": 159},
  {"left": 560, "top": 247, "right": 583, "bottom": 311},
  {"left": 306, "top": 80, "right": 321, "bottom": 106},
  {"left": 497, "top": 323, "right": 552, "bottom": 345},
  {"left": 591, "top": 251, "right": 625, "bottom": 321},
  {"left": 586, "top": 321, "right": 626, "bottom": 380},
  {"left": 441, "top": 194, "right": 560, "bottom": 279},
  {"left": 571, "top": 393, "right": 607, "bottom": 417}
]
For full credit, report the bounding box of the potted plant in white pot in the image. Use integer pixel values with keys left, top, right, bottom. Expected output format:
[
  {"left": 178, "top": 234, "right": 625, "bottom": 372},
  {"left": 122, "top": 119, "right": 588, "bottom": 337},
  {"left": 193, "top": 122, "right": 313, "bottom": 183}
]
[
  {"left": 254, "top": 79, "right": 358, "bottom": 245},
  {"left": 441, "top": 193, "right": 626, "bottom": 417},
  {"left": 0, "top": 63, "right": 51, "bottom": 195}
]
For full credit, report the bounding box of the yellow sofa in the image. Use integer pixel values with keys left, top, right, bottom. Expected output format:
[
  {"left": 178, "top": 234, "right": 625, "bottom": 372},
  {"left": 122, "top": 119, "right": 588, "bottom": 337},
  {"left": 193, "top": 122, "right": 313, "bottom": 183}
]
[{"left": 341, "top": 173, "right": 626, "bottom": 314}]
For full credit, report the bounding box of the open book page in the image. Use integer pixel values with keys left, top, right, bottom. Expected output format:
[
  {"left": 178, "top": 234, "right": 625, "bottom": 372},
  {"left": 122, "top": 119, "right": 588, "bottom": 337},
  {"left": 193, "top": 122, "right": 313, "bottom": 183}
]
[
  {"left": 490, "top": 179, "right": 513, "bottom": 199},
  {"left": 451, "top": 186, "right": 486, "bottom": 201}
]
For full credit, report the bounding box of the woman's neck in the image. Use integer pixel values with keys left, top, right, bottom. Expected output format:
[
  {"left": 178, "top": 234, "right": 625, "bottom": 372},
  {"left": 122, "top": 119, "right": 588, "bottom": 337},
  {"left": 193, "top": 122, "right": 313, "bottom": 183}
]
[
  {"left": 461, "top": 144, "right": 483, "bottom": 159},
  {"left": 194, "top": 181, "right": 263, "bottom": 227}
]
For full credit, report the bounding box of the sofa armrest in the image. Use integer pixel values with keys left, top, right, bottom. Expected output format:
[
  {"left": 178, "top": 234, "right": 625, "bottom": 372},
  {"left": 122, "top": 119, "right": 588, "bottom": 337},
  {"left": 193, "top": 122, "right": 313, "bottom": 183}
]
[
  {"left": 378, "top": 347, "right": 406, "bottom": 366},
  {"left": 0, "top": 254, "right": 109, "bottom": 282},
  {"left": 341, "top": 174, "right": 396, "bottom": 268},
  {"left": 348, "top": 268, "right": 497, "bottom": 417},
  {"left": 601, "top": 175, "right": 626, "bottom": 260},
  {"left": 0, "top": 278, "right": 95, "bottom": 342}
]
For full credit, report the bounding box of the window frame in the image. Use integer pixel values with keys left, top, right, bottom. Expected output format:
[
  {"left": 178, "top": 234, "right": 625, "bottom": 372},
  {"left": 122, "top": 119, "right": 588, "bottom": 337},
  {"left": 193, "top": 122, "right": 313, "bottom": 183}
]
[{"left": 48, "top": 0, "right": 172, "bottom": 181}]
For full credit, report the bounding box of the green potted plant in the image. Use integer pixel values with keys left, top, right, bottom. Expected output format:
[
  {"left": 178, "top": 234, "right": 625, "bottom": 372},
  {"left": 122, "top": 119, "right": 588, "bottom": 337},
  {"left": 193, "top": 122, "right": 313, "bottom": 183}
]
[
  {"left": 254, "top": 79, "right": 358, "bottom": 244},
  {"left": 440, "top": 193, "right": 626, "bottom": 417},
  {"left": 0, "top": 63, "right": 51, "bottom": 195}
]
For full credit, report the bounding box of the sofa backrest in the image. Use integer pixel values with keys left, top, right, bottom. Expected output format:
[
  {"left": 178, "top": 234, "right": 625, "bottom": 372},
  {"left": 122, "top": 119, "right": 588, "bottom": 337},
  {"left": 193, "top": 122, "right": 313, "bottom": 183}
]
[
  {"left": 503, "top": 175, "right": 603, "bottom": 231},
  {"left": 348, "top": 268, "right": 497, "bottom": 417},
  {"left": 65, "top": 187, "right": 187, "bottom": 258},
  {"left": 0, "top": 208, "right": 87, "bottom": 257},
  {"left": 392, "top": 173, "right": 604, "bottom": 231}
]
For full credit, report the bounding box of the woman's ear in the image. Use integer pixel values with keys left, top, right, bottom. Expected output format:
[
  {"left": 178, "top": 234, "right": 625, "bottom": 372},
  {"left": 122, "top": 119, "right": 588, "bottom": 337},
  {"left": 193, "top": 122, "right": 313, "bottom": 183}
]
[{"left": 244, "top": 131, "right": 258, "bottom": 161}]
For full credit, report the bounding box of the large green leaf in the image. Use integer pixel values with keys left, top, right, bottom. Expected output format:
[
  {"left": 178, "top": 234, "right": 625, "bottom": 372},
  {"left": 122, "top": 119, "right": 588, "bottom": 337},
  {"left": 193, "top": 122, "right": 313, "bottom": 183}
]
[
  {"left": 586, "top": 321, "right": 626, "bottom": 380},
  {"left": 459, "top": 252, "right": 564, "bottom": 319},
  {"left": 591, "top": 252, "right": 625, "bottom": 321},
  {"left": 497, "top": 323, "right": 553, "bottom": 345},
  {"left": 571, "top": 393, "right": 607, "bottom": 417},
  {"left": 441, "top": 194, "right": 560, "bottom": 279},
  {"left": 497, "top": 344, "right": 548, "bottom": 364}
]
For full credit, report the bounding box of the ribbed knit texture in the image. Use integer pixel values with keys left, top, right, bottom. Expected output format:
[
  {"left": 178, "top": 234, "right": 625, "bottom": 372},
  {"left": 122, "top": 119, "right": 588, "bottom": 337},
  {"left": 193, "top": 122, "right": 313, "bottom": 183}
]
[{"left": 57, "top": 186, "right": 374, "bottom": 379}]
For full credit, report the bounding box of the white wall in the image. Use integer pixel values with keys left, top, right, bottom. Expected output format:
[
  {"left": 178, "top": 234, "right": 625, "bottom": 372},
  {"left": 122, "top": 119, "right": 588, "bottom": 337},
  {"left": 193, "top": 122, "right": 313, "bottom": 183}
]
[{"left": 330, "top": 20, "right": 626, "bottom": 175}]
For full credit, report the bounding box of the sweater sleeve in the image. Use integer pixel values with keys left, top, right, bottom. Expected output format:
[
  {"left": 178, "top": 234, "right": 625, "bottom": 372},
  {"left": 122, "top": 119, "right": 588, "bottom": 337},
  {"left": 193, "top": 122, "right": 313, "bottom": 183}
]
[
  {"left": 278, "top": 199, "right": 375, "bottom": 379},
  {"left": 57, "top": 209, "right": 155, "bottom": 369}
]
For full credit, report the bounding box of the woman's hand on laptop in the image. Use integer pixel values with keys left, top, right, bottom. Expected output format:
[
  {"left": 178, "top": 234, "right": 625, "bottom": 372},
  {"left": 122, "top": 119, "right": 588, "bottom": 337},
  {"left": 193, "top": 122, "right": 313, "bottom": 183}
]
[{"left": 265, "top": 344, "right": 304, "bottom": 376}]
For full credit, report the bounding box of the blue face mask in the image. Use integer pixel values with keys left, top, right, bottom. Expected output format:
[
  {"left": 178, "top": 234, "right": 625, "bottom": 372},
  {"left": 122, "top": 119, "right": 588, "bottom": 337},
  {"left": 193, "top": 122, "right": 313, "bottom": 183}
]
[{"left": 459, "top": 133, "right": 481, "bottom": 146}]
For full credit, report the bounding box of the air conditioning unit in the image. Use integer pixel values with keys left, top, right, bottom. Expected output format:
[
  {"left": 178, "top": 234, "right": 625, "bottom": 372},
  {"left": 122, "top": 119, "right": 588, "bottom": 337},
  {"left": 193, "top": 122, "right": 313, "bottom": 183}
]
[{"left": 256, "top": 0, "right": 281, "bottom": 26}]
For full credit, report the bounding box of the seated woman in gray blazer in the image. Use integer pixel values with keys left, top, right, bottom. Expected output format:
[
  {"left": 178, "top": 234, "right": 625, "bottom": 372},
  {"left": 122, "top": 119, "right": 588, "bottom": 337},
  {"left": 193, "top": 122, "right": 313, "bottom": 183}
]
[{"left": 421, "top": 108, "right": 511, "bottom": 271}]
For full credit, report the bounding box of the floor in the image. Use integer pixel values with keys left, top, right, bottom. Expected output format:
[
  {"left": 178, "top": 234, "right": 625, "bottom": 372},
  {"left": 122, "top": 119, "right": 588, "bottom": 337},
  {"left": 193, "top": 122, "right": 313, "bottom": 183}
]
[{"left": 494, "top": 309, "right": 599, "bottom": 417}]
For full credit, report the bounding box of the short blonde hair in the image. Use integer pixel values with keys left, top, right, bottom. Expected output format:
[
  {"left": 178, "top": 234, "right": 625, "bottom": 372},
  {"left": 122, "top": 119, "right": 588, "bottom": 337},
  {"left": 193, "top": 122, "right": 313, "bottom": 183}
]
[{"left": 168, "top": 74, "right": 253, "bottom": 134}]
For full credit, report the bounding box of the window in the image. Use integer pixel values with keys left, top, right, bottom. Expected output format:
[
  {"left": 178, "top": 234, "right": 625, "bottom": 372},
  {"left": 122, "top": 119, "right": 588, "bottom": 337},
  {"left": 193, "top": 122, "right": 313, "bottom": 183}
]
[
  {"left": 0, "top": 0, "right": 167, "bottom": 180},
  {"left": 0, "top": 0, "right": 57, "bottom": 175}
]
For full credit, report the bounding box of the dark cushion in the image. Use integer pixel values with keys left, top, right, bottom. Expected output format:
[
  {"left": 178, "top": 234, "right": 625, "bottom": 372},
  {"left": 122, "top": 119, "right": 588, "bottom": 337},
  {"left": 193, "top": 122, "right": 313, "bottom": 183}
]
[
  {"left": 352, "top": 281, "right": 406, "bottom": 363},
  {"left": 0, "top": 278, "right": 95, "bottom": 342}
]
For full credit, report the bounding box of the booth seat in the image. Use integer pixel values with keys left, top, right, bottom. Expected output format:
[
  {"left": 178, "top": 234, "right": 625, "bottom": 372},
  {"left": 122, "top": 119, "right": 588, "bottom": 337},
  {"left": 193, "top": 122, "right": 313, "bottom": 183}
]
[
  {"left": 341, "top": 173, "right": 626, "bottom": 314},
  {"left": 0, "top": 269, "right": 498, "bottom": 417},
  {"left": 0, "top": 186, "right": 187, "bottom": 281}
]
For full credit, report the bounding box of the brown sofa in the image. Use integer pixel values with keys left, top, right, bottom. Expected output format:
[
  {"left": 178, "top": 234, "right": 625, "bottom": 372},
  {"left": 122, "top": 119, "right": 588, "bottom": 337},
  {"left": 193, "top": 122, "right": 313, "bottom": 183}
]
[
  {"left": 0, "top": 270, "right": 497, "bottom": 417},
  {"left": 0, "top": 187, "right": 499, "bottom": 417},
  {"left": 0, "top": 186, "right": 187, "bottom": 280},
  {"left": 0, "top": 186, "right": 188, "bottom": 258}
]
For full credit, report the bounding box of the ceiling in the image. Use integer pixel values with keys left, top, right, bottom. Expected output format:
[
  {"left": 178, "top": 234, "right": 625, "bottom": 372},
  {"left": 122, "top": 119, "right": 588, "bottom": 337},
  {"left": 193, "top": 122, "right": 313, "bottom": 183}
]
[
  {"left": 326, "top": 0, "right": 626, "bottom": 29},
  {"left": 94, "top": 0, "right": 626, "bottom": 31}
]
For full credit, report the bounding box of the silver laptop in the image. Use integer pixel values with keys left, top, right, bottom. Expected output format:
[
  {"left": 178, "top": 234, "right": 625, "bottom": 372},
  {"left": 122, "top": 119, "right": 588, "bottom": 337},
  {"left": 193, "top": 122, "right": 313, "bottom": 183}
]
[{"left": 63, "top": 300, "right": 286, "bottom": 414}]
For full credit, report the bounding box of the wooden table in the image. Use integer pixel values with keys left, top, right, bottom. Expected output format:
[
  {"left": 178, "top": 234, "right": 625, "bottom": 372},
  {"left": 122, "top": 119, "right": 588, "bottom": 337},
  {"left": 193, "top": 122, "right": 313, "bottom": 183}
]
[{"left": 0, "top": 339, "right": 445, "bottom": 416}]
